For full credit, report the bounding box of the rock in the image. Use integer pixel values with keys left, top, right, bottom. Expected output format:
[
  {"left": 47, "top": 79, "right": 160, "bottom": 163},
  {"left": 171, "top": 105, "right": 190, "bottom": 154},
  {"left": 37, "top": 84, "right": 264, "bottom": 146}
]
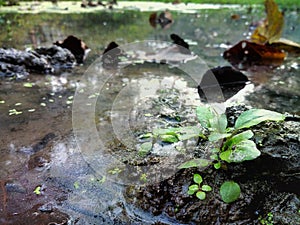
[
  {"left": 0, "top": 48, "right": 52, "bottom": 76},
  {"left": 35, "top": 45, "right": 76, "bottom": 70},
  {"left": 0, "top": 46, "right": 77, "bottom": 78},
  {"left": 0, "top": 61, "right": 28, "bottom": 78}
]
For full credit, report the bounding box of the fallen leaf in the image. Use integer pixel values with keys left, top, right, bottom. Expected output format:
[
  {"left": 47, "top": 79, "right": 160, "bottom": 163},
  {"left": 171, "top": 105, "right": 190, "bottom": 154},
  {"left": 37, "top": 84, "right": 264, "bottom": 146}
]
[
  {"left": 223, "top": 40, "right": 286, "bottom": 67},
  {"left": 198, "top": 66, "right": 248, "bottom": 102},
  {"left": 251, "top": 0, "right": 284, "bottom": 44},
  {"left": 268, "top": 38, "right": 300, "bottom": 54}
]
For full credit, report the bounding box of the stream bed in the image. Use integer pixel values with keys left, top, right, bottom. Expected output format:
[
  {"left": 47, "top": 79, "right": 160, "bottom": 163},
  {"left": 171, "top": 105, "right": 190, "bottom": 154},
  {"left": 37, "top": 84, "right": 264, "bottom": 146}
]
[{"left": 0, "top": 2, "right": 299, "bottom": 224}]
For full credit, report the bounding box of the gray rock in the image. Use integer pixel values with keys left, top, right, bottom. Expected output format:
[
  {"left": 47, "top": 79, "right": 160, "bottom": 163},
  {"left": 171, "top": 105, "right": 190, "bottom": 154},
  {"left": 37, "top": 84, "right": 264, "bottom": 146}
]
[{"left": 0, "top": 46, "right": 76, "bottom": 78}]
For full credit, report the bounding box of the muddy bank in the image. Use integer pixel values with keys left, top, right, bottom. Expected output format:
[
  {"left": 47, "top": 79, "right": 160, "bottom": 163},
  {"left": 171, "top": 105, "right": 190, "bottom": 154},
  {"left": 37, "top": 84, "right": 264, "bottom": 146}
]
[{"left": 127, "top": 106, "right": 300, "bottom": 224}]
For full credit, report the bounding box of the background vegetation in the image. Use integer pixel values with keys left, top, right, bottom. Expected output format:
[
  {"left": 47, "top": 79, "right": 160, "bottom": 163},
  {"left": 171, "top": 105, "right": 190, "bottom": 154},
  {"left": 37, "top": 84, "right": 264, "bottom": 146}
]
[{"left": 1, "top": 0, "right": 300, "bottom": 7}]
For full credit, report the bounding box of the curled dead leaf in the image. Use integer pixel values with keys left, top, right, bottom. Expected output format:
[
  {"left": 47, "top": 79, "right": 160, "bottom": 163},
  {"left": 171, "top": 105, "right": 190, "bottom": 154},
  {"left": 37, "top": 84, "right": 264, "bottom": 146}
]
[
  {"left": 268, "top": 38, "right": 300, "bottom": 55},
  {"left": 251, "top": 0, "right": 284, "bottom": 44},
  {"left": 223, "top": 40, "right": 286, "bottom": 67}
]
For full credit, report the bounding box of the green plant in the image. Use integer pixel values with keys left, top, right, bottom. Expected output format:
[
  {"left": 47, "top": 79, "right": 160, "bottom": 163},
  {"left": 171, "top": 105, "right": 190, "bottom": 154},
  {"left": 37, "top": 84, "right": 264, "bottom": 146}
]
[
  {"left": 258, "top": 212, "right": 274, "bottom": 225},
  {"left": 157, "top": 106, "right": 285, "bottom": 170},
  {"left": 187, "top": 174, "right": 212, "bottom": 200},
  {"left": 152, "top": 105, "right": 285, "bottom": 203},
  {"left": 219, "top": 181, "right": 240, "bottom": 203}
]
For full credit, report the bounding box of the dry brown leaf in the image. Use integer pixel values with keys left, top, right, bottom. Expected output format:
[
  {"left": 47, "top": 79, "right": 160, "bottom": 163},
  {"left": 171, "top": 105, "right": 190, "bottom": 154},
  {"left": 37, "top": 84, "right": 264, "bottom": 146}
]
[
  {"left": 251, "top": 0, "right": 284, "bottom": 44},
  {"left": 268, "top": 38, "right": 300, "bottom": 54},
  {"left": 223, "top": 40, "right": 286, "bottom": 67}
]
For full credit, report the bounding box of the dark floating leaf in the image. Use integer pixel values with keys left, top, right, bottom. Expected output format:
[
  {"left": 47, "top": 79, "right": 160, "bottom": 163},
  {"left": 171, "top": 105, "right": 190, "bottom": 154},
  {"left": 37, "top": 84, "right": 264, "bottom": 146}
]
[
  {"left": 102, "top": 41, "right": 122, "bottom": 69},
  {"left": 223, "top": 40, "right": 285, "bottom": 68},
  {"left": 198, "top": 66, "right": 249, "bottom": 102},
  {"left": 149, "top": 10, "right": 173, "bottom": 29},
  {"left": 149, "top": 12, "right": 158, "bottom": 28},
  {"left": 54, "top": 35, "right": 90, "bottom": 64},
  {"left": 103, "top": 41, "right": 119, "bottom": 54},
  {"left": 170, "top": 34, "right": 190, "bottom": 54}
]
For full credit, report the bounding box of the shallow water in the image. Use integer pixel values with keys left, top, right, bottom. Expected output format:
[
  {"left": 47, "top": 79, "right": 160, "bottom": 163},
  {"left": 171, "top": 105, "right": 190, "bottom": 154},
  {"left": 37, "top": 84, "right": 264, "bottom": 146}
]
[{"left": 0, "top": 3, "right": 299, "bottom": 224}]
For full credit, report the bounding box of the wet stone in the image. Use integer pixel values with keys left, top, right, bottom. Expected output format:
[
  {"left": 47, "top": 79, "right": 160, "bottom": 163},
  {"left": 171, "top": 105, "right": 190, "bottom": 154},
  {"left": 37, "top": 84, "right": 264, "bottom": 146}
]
[
  {"left": 35, "top": 45, "right": 76, "bottom": 70},
  {"left": 0, "top": 46, "right": 76, "bottom": 78},
  {"left": 5, "top": 180, "right": 26, "bottom": 193}
]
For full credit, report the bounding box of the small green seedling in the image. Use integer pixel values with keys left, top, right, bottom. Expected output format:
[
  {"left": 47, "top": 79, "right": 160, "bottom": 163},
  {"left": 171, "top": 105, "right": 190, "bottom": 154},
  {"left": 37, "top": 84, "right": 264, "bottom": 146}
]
[
  {"left": 140, "top": 173, "right": 147, "bottom": 182},
  {"left": 74, "top": 181, "right": 80, "bottom": 189},
  {"left": 258, "top": 212, "right": 274, "bottom": 225},
  {"left": 33, "top": 186, "right": 41, "bottom": 195},
  {"left": 188, "top": 174, "right": 212, "bottom": 200},
  {"left": 108, "top": 167, "right": 122, "bottom": 175}
]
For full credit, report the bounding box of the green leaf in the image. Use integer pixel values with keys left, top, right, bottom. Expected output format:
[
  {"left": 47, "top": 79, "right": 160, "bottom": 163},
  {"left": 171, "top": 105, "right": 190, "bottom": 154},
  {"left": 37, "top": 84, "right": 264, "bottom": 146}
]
[
  {"left": 188, "top": 189, "right": 196, "bottom": 195},
  {"left": 153, "top": 126, "right": 201, "bottom": 142},
  {"left": 139, "top": 133, "right": 153, "bottom": 139},
  {"left": 138, "top": 142, "right": 152, "bottom": 156},
  {"left": 211, "top": 114, "right": 228, "bottom": 133},
  {"left": 208, "top": 132, "right": 231, "bottom": 142},
  {"left": 202, "top": 185, "right": 212, "bottom": 192},
  {"left": 33, "top": 186, "right": 41, "bottom": 195},
  {"left": 177, "top": 126, "right": 202, "bottom": 141},
  {"left": 74, "top": 181, "right": 80, "bottom": 189},
  {"left": 196, "top": 106, "right": 215, "bottom": 129},
  {"left": 235, "top": 109, "right": 285, "bottom": 130},
  {"left": 222, "top": 130, "right": 254, "bottom": 151},
  {"left": 193, "top": 174, "right": 203, "bottom": 185},
  {"left": 220, "top": 140, "right": 261, "bottom": 163},
  {"left": 219, "top": 150, "right": 232, "bottom": 163},
  {"left": 153, "top": 128, "right": 178, "bottom": 136},
  {"left": 189, "top": 184, "right": 199, "bottom": 194},
  {"left": 220, "top": 181, "right": 241, "bottom": 203},
  {"left": 23, "top": 82, "right": 34, "bottom": 88},
  {"left": 160, "top": 134, "right": 179, "bottom": 143},
  {"left": 178, "top": 158, "right": 210, "bottom": 169},
  {"left": 196, "top": 191, "right": 206, "bottom": 200},
  {"left": 210, "top": 154, "right": 218, "bottom": 160},
  {"left": 214, "top": 162, "right": 221, "bottom": 169}
]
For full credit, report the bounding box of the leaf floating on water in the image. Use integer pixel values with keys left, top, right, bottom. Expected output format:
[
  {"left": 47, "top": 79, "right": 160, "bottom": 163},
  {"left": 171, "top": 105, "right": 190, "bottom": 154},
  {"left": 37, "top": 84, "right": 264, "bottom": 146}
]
[
  {"left": 251, "top": 0, "right": 284, "bottom": 44},
  {"left": 9, "top": 109, "right": 22, "bottom": 116},
  {"left": 23, "top": 82, "right": 34, "bottom": 88}
]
